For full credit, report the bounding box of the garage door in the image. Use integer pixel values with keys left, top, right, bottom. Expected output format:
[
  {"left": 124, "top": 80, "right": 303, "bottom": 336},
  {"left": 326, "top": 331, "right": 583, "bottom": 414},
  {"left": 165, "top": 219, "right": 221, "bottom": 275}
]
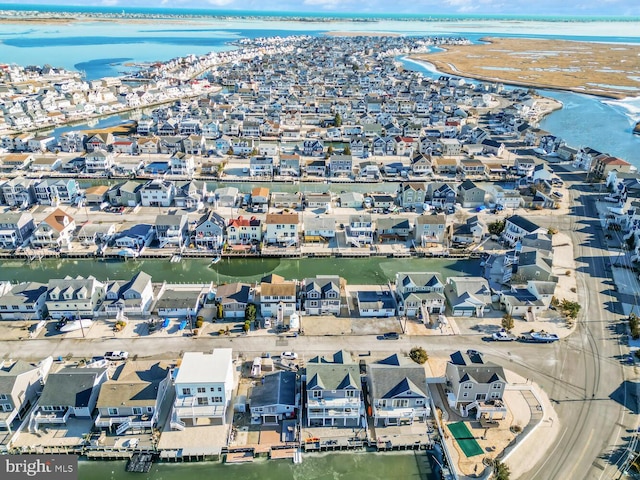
[{"left": 453, "top": 309, "right": 473, "bottom": 317}]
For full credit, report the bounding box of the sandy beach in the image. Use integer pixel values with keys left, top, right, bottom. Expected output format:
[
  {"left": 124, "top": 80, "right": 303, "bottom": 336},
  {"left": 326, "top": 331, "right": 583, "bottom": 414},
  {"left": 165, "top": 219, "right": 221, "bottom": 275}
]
[{"left": 410, "top": 37, "right": 640, "bottom": 99}]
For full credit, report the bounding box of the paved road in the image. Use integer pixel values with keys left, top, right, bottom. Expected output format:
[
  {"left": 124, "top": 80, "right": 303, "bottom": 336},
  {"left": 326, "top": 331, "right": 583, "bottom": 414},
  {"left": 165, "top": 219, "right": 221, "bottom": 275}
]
[{"left": 0, "top": 171, "right": 636, "bottom": 478}]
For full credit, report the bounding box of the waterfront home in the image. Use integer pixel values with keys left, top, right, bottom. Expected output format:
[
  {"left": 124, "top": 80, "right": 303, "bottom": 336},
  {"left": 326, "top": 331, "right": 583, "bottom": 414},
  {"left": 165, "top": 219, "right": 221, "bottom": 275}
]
[
  {"left": 338, "top": 191, "right": 364, "bottom": 209},
  {"left": 499, "top": 280, "right": 556, "bottom": 317},
  {"left": 484, "top": 185, "right": 523, "bottom": 210},
  {"left": 445, "top": 351, "right": 507, "bottom": 419},
  {"left": 30, "top": 208, "right": 76, "bottom": 250},
  {"left": 305, "top": 354, "right": 363, "bottom": 427},
  {"left": 451, "top": 215, "right": 486, "bottom": 245},
  {"left": 0, "top": 282, "right": 48, "bottom": 320},
  {"left": 304, "top": 158, "right": 327, "bottom": 177},
  {"left": 171, "top": 349, "right": 235, "bottom": 428},
  {"left": 249, "top": 371, "right": 298, "bottom": 425},
  {"left": 83, "top": 185, "right": 109, "bottom": 205},
  {"left": 514, "top": 157, "right": 535, "bottom": 177},
  {"left": 251, "top": 186, "right": 270, "bottom": 212},
  {"left": 45, "top": 275, "right": 106, "bottom": 319},
  {"left": 193, "top": 210, "right": 226, "bottom": 250},
  {"left": 444, "top": 277, "right": 491, "bottom": 317},
  {"left": 440, "top": 138, "right": 462, "bottom": 156},
  {"left": 431, "top": 157, "right": 458, "bottom": 175},
  {"left": 370, "top": 194, "right": 395, "bottom": 209},
  {"left": 367, "top": 354, "right": 430, "bottom": 427},
  {"left": 355, "top": 288, "right": 396, "bottom": 317},
  {"left": 169, "top": 152, "right": 195, "bottom": 176},
  {"left": 33, "top": 178, "right": 79, "bottom": 206},
  {"left": 183, "top": 134, "right": 205, "bottom": 155},
  {"left": 481, "top": 138, "right": 505, "bottom": 156},
  {"left": 414, "top": 213, "right": 448, "bottom": 248},
  {"left": 155, "top": 284, "right": 207, "bottom": 319},
  {"left": 426, "top": 182, "right": 456, "bottom": 209},
  {"left": 301, "top": 276, "right": 342, "bottom": 316},
  {"left": 265, "top": 212, "right": 300, "bottom": 246},
  {"left": 502, "top": 215, "right": 545, "bottom": 246},
  {"left": 398, "top": 182, "right": 427, "bottom": 207},
  {"left": 279, "top": 154, "right": 301, "bottom": 177},
  {"left": 140, "top": 179, "right": 175, "bottom": 207},
  {"left": 250, "top": 156, "right": 275, "bottom": 177},
  {"left": 304, "top": 192, "right": 332, "bottom": 210},
  {"left": 30, "top": 155, "right": 62, "bottom": 172},
  {"left": 376, "top": 218, "right": 411, "bottom": 241},
  {"left": 113, "top": 224, "right": 154, "bottom": 251},
  {"left": 531, "top": 163, "right": 554, "bottom": 184},
  {"left": 0, "top": 211, "right": 35, "bottom": 249},
  {"left": 395, "top": 272, "right": 446, "bottom": 317},
  {"left": 95, "top": 361, "right": 172, "bottom": 435},
  {"left": 227, "top": 216, "right": 261, "bottom": 246},
  {"left": 303, "top": 139, "right": 324, "bottom": 156},
  {"left": 457, "top": 180, "right": 486, "bottom": 208},
  {"left": 410, "top": 154, "right": 433, "bottom": 176},
  {"left": 137, "top": 136, "right": 160, "bottom": 154},
  {"left": 29, "top": 367, "right": 108, "bottom": 433},
  {"left": 84, "top": 150, "right": 115, "bottom": 174},
  {"left": 0, "top": 358, "right": 52, "bottom": 434},
  {"left": 347, "top": 214, "right": 374, "bottom": 246},
  {"left": 58, "top": 131, "right": 86, "bottom": 153},
  {"left": 159, "top": 136, "right": 184, "bottom": 155},
  {"left": 213, "top": 186, "right": 239, "bottom": 208},
  {"left": 102, "top": 271, "right": 154, "bottom": 316},
  {"left": 215, "top": 282, "right": 253, "bottom": 318},
  {"left": 0, "top": 153, "right": 33, "bottom": 171},
  {"left": 112, "top": 138, "right": 137, "bottom": 155},
  {"left": 460, "top": 159, "right": 486, "bottom": 178},
  {"left": 271, "top": 192, "right": 301, "bottom": 209},
  {"left": 174, "top": 180, "right": 207, "bottom": 210},
  {"left": 303, "top": 216, "right": 335, "bottom": 242},
  {"left": 1, "top": 177, "right": 35, "bottom": 208},
  {"left": 259, "top": 278, "right": 297, "bottom": 322},
  {"left": 358, "top": 160, "right": 381, "bottom": 179},
  {"left": 106, "top": 181, "right": 142, "bottom": 207},
  {"left": 155, "top": 212, "right": 189, "bottom": 249},
  {"left": 328, "top": 154, "right": 354, "bottom": 177}
]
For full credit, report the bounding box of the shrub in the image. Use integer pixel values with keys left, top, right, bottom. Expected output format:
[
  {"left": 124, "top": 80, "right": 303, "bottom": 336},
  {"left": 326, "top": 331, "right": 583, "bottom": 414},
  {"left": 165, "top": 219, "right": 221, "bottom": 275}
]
[
  {"left": 493, "top": 459, "right": 511, "bottom": 480},
  {"left": 195, "top": 318, "right": 204, "bottom": 329},
  {"left": 630, "top": 314, "right": 640, "bottom": 340},
  {"left": 409, "top": 347, "right": 428, "bottom": 364},
  {"left": 501, "top": 314, "right": 515, "bottom": 332}
]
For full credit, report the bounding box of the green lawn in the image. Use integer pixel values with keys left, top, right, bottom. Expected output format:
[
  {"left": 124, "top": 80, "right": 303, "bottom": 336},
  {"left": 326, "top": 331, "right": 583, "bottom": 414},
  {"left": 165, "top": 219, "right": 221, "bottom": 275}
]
[{"left": 447, "top": 421, "right": 484, "bottom": 457}]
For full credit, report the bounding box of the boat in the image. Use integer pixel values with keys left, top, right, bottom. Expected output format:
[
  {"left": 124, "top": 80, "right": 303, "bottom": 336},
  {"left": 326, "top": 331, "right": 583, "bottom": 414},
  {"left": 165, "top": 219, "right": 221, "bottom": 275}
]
[
  {"left": 634, "top": 121, "right": 640, "bottom": 136},
  {"left": 211, "top": 255, "right": 221, "bottom": 264},
  {"left": 59, "top": 319, "right": 93, "bottom": 333},
  {"left": 118, "top": 248, "right": 139, "bottom": 258},
  {"left": 530, "top": 331, "right": 559, "bottom": 343}
]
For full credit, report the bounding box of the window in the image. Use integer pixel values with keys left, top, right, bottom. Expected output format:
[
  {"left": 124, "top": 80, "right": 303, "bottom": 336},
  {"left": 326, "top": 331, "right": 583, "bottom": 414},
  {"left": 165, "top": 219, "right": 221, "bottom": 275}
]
[
  {"left": 182, "top": 388, "right": 191, "bottom": 395},
  {"left": 0, "top": 394, "right": 6, "bottom": 400},
  {"left": 3, "top": 404, "right": 12, "bottom": 412},
  {"left": 132, "top": 407, "right": 142, "bottom": 415},
  {"left": 346, "top": 390, "right": 356, "bottom": 398},
  {"left": 462, "top": 392, "right": 469, "bottom": 398},
  {"left": 108, "top": 408, "right": 118, "bottom": 415},
  {"left": 218, "top": 387, "right": 222, "bottom": 392},
  {"left": 490, "top": 392, "right": 501, "bottom": 399},
  {"left": 210, "top": 387, "right": 215, "bottom": 392},
  {"left": 197, "top": 397, "right": 209, "bottom": 405},
  {"left": 197, "top": 387, "right": 206, "bottom": 393},
  {"left": 146, "top": 407, "right": 153, "bottom": 413},
  {"left": 312, "top": 390, "right": 322, "bottom": 399},
  {"left": 416, "top": 399, "right": 424, "bottom": 405},
  {"left": 463, "top": 383, "right": 473, "bottom": 389},
  {"left": 492, "top": 383, "right": 501, "bottom": 389},
  {"left": 393, "top": 399, "right": 409, "bottom": 408},
  {"left": 212, "top": 396, "right": 223, "bottom": 403}
]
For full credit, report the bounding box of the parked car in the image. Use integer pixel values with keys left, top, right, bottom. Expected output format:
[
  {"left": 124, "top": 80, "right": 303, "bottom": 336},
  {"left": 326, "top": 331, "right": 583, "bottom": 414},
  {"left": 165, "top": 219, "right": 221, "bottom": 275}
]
[
  {"left": 381, "top": 332, "right": 400, "bottom": 340},
  {"left": 281, "top": 351, "right": 298, "bottom": 360},
  {"left": 492, "top": 330, "right": 516, "bottom": 341},
  {"left": 105, "top": 351, "right": 129, "bottom": 361}
]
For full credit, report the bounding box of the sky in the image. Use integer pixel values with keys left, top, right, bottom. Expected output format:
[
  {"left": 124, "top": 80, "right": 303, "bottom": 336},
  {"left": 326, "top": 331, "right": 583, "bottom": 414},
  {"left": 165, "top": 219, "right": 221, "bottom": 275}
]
[{"left": 4, "top": 0, "right": 640, "bottom": 17}]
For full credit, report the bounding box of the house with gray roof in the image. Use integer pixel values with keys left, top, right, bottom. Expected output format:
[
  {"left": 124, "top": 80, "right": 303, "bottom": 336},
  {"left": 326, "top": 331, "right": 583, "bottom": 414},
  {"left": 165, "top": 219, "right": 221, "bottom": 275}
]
[
  {"left": 395, "top": 272, "right": 446, "bottom": 317},
  {"left": 0, "top": 357, "right": 52, "bottom": 434},
  {"left": 444, "top": 277, "right": 491, "bottom": 317},
  {"left": 367, "top": 354, "right": 430, "bottom": 427},
  {"left": 414, "top": 213, "right": 447, "bottom": 247},
  {"left": 304, "top": 216, "right": 335, "bottom": 242},
  {"left": 249, "top": 371, "right": 298, "bottom": 425},
  {"left": 457, "top": 180, "right": 486, "bottom": 208},
  {"left": 194, "top": 210, "right": 226, "bottom": 250},
  {"left": 445, "top": 351, "right": 507, "bottom": 418},
  {"left": 302, "top": 276, "right": 341, "bottom": 316},
  {"left": 502, "top": 215, "right": 545, "bottom": 246},
  {"left": 155, "top": 212, "right": 189, "bottom": 249},
  {"left": 355, "top": 287, "right": 396, "bottom": 317},
  {"left": 0, "top": 211, "right": 34, "bottom": 249},
  {"left": 0, "top": 282, "right": 48, "bottom": 320},
  {"left": 215, "top": 283, "right": 253, "bottom": 318},
  {"left": 377, "top": 218, "right": 411, "bottom": 241},
  {"left": 102, "top": 271, "right": 154, "bottom": 316},
  {"left": 45, "top": 275, "right": 106, "bottom": 319},
  {"left": 155, "top": 285, "right": 207, "bottom": 318},
  {"left": 113, "top": 224, "right": 154, "bottom": 252},
  {"left": 106, "top": 180, "right": 142, "bottom": 207},
  {"left": 305, "top": 354, "right": 363, "bottom": 427},
  {"left": 95, "top": 361, "right": 171, "bottom": 435},
  {"left": 30, "top": 367, "right": 108, "bottom": 432}
]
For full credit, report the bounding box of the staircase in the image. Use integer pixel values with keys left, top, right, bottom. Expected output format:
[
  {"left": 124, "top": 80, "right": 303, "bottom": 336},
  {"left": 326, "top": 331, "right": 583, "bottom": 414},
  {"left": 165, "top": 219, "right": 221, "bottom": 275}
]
[
  {"left": 461, "top": 400, "right": 480, "bottom": 418},
  {"left": 349, "top": 237, "right": 361, "bottom": 248},
  {"left": 526, "top": 310, "right": 536, "bottom": 322},
  {"left": 28, "top": 413, "right": 38, "bottom": 433},
  {"left": 116, "top": 420, "right": 131, "bottom": 436},
  {"left": 170, "top": 411, "right": 185, "bottom": 431}
]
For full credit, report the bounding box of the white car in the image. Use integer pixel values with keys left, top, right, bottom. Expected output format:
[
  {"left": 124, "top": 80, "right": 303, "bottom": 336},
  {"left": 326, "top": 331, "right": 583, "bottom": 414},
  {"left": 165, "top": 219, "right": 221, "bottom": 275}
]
[
  {"left": 281, "top": 351, "right": 298, "bottom": 360},
  {"left": 492, "top": 331, "right": 516, "bottom": 342},
  {"left": 105, "top": 351, "right": 129, "bottom": 361}
]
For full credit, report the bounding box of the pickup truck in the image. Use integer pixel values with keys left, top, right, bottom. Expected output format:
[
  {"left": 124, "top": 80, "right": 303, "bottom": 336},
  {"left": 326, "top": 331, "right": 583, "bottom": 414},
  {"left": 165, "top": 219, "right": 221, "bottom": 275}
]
[
  {"left": 104, "top": 351, "right": 129, "bottom": 361},
  {"left": 492, "top": 331, "right": 516, "bottom": 342}
]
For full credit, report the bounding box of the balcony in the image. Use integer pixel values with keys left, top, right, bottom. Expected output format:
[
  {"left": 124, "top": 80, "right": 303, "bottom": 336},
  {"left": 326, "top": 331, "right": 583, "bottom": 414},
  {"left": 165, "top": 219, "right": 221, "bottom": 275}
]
[
  {"left": 374, "top": 405, "right": 430, "bottom": 419},
  {"left": 307, "top": 396, "right": 360, "bottom": 409},
  {"left": 34, "top": 408, "right": 71, "bottom": 424}
]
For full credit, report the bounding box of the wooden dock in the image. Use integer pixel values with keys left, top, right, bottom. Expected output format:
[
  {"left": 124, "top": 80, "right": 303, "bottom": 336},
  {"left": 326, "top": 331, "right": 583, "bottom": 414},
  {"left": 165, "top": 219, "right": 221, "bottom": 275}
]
[{"left": 126, "top": 453, "right": 155, "bottom": 473}]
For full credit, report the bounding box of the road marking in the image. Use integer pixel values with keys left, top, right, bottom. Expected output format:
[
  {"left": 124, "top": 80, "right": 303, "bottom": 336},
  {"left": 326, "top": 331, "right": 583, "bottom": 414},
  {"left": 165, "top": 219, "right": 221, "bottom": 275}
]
[
  {"left": 531, "top": 427, "right": 568, "bottom": 479},
  {"left": 566, "top": 428, "right": 594, "bottom": 480}
]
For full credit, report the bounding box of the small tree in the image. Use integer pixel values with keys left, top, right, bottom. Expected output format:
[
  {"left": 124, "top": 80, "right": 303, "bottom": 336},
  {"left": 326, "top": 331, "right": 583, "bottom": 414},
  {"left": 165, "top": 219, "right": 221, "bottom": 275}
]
[
  {"left": 493, "top": 459, "right": 511, "bottom": 480},
  {"left": 501, "top": 313, "right": 515, "bottom": 332},
  {"left": 488, "top": 220, "right": 506, "bottom": 236},
  {"left": 343, "top": 145, "right": 351, "bottom": 155},
  {"left": 226, "top": 147, "right": 234, "bottom": 156},
  {"left": 245, "top": 303, "right": 257, "bottom": 322},
  {"left": 560, "top": 299, "right": 581, "bottom": 319},
  {"left": 327, "top": 145, "right": 334, "bottom": 156},
  {"left": 243, "top": 320, "right": 250, "bottom": 332},
  {"left": 548, "top": 227, "right": 558, "bottom": 235},
  {"left": 409, "top": 347, "right": 428, "bottom": 364},
  {"left": 334, "top": 113, "right": 342, "bottom": 127},
  {"left": 216, "top": 303, "right": 224, "bottom": 319}
]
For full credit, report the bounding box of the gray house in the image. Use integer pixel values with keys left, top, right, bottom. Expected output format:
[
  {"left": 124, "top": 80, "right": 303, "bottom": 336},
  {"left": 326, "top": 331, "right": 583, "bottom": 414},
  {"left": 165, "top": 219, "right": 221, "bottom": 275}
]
[
  {"left": 398, "top": 182, "right": 427, "bottom": 207},
  {"left": 0, "top": 282, "right": 48, "bottom": 320},
  {"left": 445, "top": 351, "right": 507, "bottom": 419},
  {"left": 377, "top": 218, "right": 411, "bottom": 240},
  {"left": 457, "top": 180, "right": 486, "bottom": 208},
  {"left": 106, "top": 181, "right": 142, "bottom": 207},
  {"left": 155, "top": 212, "right": 189, "bottom": 248},
  {"left": 444, "top": 277, "right": 491, "bottom": 317},
  {"left": 367, "top": 354, "right": 430, "bottom": 427},
  {"left": 95, "top": 361, "right": 171, "bottom": 435},
  {"left": 302, "top": 276, "right": 342, "bottom": 315},
  {"left": 0, "top": 211, "right": 35, "bottom": 249},
  {"left": 395, "top": 272, "right": 446, "bottom": 317},
  {"left": 414, "top": 213, "right": 447, "bottom": 247},
  {"left": 249, "top": 371, "right": 298, "bottom": 425},
  {"left": 215, "top": 282, "right": 252, "bottom": 318},
  {"left": 193, "top": 210, "right": 226, "bottom": 250}
]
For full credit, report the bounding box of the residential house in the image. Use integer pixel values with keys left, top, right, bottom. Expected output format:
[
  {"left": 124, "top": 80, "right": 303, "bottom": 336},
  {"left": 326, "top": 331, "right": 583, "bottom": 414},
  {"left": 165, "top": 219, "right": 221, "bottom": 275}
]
[
  {"left": 85, "top": 132, "right": 114, "bottom": 152},
  {"left": 440, "top": 138, "right": 462, "bottom": 156},
  {"left": 155, "top": 284, "right": 206, "bottom": 318},
  {"left": 155, "top": 212, "right": 189, "bottom": 249},
  {"left": 249, "top": 371, "right": 298, "bottom": 425},
  {"left": 250, "top": 156, "right": 275, "bottom": 177},
  {"left": 183, "top": 134, "right": 205, "bottom": 155},
  {"left": 302, "top": 276, "right": 342, "bottom": 316},
  {"left": 251, "top": 187, "right": 270, "bottom": 212},
  {"left": 83, "top": 185, "right": 109, "bottom": 205},
  {"left": 338, "top": 192, "right": 364, "bottom": 209},
  {"left": 303, "top": 216, "right": 335, "bottom": 242},
  {"left": 30, "top": 155, "right": 62, "bottom": 173},
  {"left": 102, "top": 271, "right": 154, "bottom": 316},
  {"left": 431, "top": 157, "right": 458, "bottom": 175},
  {"left": 370, "top": 194, "right": 395, "bottom": 209},
  {"left": 305, "top": 354, "right": 363, "bottom": 427},
  {"left": 329, "top": 155, "right": 354, "bottom": 177},
  {"left": 0, "top": 211, "right": 35, "bottom": 249},
  {"left": 410, "top": 154, "right": 433, "bottom": 176},
  {"left": 481, "top": 138, "right": 505, "bottom": 156},
  {"left": 347, "top": 214, "right": 374, "bottom": 246},
  {"left": 376, "top": 218, "right": 411, "bottom": 241},
  {"left": 264, "top": 212, "right": 300, "bottom": 246},
  {"left": 592, "top": 155, "right": 634, "bottom": 179},
  {"left": 356, "top": 287, "right": 396, "bottom": 317},
  {"left": 367, "top": 354, "right": 430, "bottom": 427},
  {"left": 445, "top": 351, "right": 507, "bottom": 417},
  {"left": 398, "top": 182, "right": 427, "bottom": 207},
  {"left": 140, "top": 179, "right": 175, "bottom": 207},
  {"left": 1, "top": 153, "right": 33, "bottom": 171},
  {"left": 84, "top": 150, "right": 115, "bottom": 174},
  {"left": 171, "top": 350, "right": 234, "bottom": 428},
  {"left": 457, "top": 180, "right": 486, "bottom": 208},
  {"left": 460, "top": 159, "right": 487, "bottom": 178},
  {"left": 304, "top": 192, "right": 332, "bottom": 210},
  {"left": 169, "top": 152, "right": 195, "bottom": 176},
  {"left": 499, "top": 280, "right": 556, "bottom": 317},
  {"left": 395, "top": 272, "right": 446, "bottom": 317},
  {"left": 0, "top": 358, "right": 52, "bottom": 433},
  {"left": 193, "top": 210, "right": 226, "bottom": 250},
  {"left": 452, "top": 216, "right": 486, "bottom": 244},
  {"left": 106, "top": 181, "right": 142, "bottom": 207},
  {"left": 30, "top": 367, "right": 108, "bottom": 432},
  {"left": 227, "top": 216, "right": 261, "bottom": 246},
  {"left": 260, "top": 278, "right": 297, "bottom": 322},
  {"left": 271, "top": 192, "right": 301, "bottom": 209},
  {"left": 0, "top": 282, "right": 48, "bottom": 320},
  {"left": 77, "top": 223, "right": 116, "bottom": 247},
  {"left": 95, "top": 361, "right": 172, "bottom": 435},
  {"left": 2, "top": 177, "right": 35, "bottom": 208},
  {"left": 113, "top": 224, "right": 155, "bottom": 251},
  {"left": 30, "top": 208, "right": 76, "bottom": 250},
  {"left": 215, "top": 283, "right": 252, "bottom": 318},
  {"left": 514, "top": 157, "right": 536, "bottom": 177},
  {"left": 444, "top": 277, "right": 491, "bottom": 317},
  {"left": 426, "top": 182, "right": 456, "bottom": 209},
  {"left": 484, "top": 185, "right": 523, "bottom": 210},
  {"left": 305, "top": 159, "right": 327, "bottom": 177},
  {"left": 45, "top": 275, "right": 106, "bottom": 319},
  {"left": 414, "top": 213, "right": 448, "bottom": 248},
  {"left": 502, "top": 215, "right": 545, "bottom": 246},
  {"left": 34, "top": 178, "right": 79, "bottom": 206},
  {"left": 174, "top": 180, "right": 207, "bottom": 210},
  {"left": 279, "top": 154, "right": 301, "bottom": 177},
  {"left": 213, "top": 186, "right": 239, "bottom": 208}
]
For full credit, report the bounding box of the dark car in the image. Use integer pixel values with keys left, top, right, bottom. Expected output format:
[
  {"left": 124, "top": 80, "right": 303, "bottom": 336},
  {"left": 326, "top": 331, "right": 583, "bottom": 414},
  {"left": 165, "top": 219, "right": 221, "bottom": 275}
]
[{"left": 381, "top": 332, "right": 400, "bottom": 340}]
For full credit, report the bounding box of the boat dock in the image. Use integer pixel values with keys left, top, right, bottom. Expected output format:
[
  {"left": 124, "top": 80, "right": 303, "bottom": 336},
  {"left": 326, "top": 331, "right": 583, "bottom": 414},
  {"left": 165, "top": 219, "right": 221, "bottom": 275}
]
[{"left": 126, "top": 453, "right": 155, "bottom": 473}]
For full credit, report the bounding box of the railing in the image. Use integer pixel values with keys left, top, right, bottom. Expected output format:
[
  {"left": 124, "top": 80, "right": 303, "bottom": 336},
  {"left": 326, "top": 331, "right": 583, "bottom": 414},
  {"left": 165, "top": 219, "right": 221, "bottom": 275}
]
[{"left": 34, "top": 408, "right": 71, "bottom": 424}]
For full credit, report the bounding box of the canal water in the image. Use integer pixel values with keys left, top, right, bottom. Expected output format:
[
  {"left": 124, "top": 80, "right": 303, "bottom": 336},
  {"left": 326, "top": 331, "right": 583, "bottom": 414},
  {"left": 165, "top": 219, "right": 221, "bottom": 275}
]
[
  {"left": 78, "top": 451, "right": 434, "bottom": 480},
  {"left": 0, "top": 257, "right": 481, "bottom": 285}
]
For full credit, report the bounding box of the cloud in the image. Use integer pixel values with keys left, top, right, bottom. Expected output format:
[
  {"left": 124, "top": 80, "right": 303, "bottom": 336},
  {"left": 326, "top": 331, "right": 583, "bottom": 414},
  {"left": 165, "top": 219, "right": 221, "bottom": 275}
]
[
  {"left": 303, "top": 0, "right": 344, "bottom": 8},
  {"left": 207, "top": 0, "right": 237, "bottom": 6}
]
